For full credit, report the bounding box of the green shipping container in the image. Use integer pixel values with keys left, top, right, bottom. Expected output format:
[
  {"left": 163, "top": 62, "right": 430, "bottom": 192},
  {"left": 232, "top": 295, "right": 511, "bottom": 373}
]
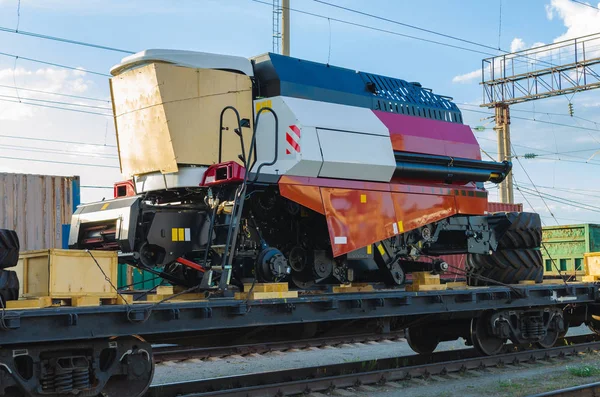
[
  {"left": 542, "top": 224, "right": 600, "bottom": 277},
  {"left": 117, "top": 264, "right": 163, "bottom": 290}
]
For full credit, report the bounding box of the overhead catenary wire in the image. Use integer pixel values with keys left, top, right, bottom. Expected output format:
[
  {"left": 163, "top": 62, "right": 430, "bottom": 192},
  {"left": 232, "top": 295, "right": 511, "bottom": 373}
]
[
  {"left": 570, "top": 0, "right": 600, "bottom": 10},
  {"left": 251, "top": 0, "right": 496, "bottom": 56},
  {"left": 0, "top": 84, "right": 110, "bottom": 103},
  {"left": 511, "top": 144, "right": 560, "bottom": 225},
  {"left": 0, "top": 143, "right": 118, "bottom": 159},
  {"left": 0, "top": 26, "right": 134, "bottom": 54},
  {"left": 0, "top": 133, "right": 117, "bottom": 148},
  {"left": 516, "top": 185, "right": 600, "bottom": 213},
  {"left": 461, "top": 107, "right": 600, "bottom": 133},
  {"left": 0, "top": 93, "right": 111, "bottom": 110},
  {"left": 0, "top": 155, "right": 119, "bottom": 168},
  {"left": 308, "top": 0, "right": 567, "bottom": 71},
  {"left": 0, "top": 51, "right": 111, "bottom": 77},
  {"left": 0, "top": 97, "right": 111, "bottom": 116},
  {"left": 311, "top": 0, "right": 503, "bottom": 53}
]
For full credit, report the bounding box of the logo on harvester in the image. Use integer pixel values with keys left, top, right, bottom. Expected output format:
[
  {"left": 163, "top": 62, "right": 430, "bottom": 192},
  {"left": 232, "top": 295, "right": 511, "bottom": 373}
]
[{"left": 286, "top": 125, "right": 301, "bottom": 155}]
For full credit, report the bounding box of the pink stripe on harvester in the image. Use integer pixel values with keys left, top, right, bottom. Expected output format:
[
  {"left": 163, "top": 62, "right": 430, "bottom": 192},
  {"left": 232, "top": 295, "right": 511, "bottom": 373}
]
[{"left": 372, "top": 110, "right": 480, "bottom": 160}]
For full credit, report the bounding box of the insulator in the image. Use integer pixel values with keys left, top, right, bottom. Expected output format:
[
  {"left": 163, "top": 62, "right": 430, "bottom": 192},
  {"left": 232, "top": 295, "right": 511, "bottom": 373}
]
[{"left": 568, "top": 102, "right": 574, "bottom": 117}]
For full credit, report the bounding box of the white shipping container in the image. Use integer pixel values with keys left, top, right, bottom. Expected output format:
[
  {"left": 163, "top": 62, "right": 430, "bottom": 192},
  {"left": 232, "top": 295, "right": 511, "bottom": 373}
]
[{"left": 0, "top": 173, "right": 79, "bottom": 250}]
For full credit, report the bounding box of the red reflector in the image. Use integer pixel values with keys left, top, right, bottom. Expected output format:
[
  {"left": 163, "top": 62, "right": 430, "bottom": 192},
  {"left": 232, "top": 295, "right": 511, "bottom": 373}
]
[{"left": 201, "top": 161, "right": 245, "bottom": 186}]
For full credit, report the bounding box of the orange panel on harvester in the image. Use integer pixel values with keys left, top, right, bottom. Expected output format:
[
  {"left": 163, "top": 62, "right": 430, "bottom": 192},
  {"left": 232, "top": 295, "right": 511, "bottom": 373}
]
[
  {"left": 321, "top": 188, "right": 397, "bottom": 257},
  {"left": 391, "top": 192, "right": 457, "bottom": 233},
  {"left": 279, "top": 183, "right": 325, "bottom": 214}
]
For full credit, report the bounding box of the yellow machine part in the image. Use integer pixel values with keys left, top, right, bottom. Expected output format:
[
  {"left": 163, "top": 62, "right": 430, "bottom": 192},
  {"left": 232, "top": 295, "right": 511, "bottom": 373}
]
[{"left": 110, "top": 62, "right": 254, "bottom": 178}]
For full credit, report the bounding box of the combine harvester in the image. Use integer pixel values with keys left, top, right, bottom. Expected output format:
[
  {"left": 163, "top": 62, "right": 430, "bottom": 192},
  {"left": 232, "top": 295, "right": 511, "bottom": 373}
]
[
  {"left": 2, "top": 50, "right": 594, "bottom": 397},
  {"left": 69, "top": 49, "right": 541, "bottom": 290}
]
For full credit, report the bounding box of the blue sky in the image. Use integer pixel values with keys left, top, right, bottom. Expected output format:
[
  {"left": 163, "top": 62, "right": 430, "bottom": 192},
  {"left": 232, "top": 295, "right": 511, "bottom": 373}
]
[{"left": 0, "top": 0, "right": 599, "bottom": 226}]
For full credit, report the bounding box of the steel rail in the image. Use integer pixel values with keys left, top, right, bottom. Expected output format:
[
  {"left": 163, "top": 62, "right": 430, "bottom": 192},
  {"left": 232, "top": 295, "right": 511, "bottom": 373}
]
[
  {"left": 146, "top": 334, "right": 600, "bottom": 397},
  {"left": 152, "top": 331, "right": 406, "bottom": 363},
  {"left": 529, "top": 381, "right": 600, "bottom": 396}
]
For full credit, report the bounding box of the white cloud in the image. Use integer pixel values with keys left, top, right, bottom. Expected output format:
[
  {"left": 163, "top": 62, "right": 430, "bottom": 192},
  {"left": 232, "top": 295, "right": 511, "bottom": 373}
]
[
  {"left": 452, "top": 69, "right": 481, "bottom": 84},
  {"left": 0, "top": 66, "right": 95, "bottom": 120},
  {"left": 510, "top": 38, "right": 526, "bottom": 52},
  {"left": 546, "top": 0, "right": 600, "bottom": 41}
]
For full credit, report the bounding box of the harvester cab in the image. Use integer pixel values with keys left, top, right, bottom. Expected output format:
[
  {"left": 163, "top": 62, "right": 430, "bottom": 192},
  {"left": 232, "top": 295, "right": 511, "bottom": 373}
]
[{"left": 69, "top": 49, "right": 542, "bottom": 291}]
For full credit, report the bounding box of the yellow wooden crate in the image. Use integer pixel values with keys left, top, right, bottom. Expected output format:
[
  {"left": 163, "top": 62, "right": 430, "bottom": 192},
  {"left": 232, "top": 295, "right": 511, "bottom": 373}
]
[
  {"left": 14, "top": 249, "right": 118, "bottom": 298},
  {"left": 585, "top": 252, "right": 600, "bottom": 277}
]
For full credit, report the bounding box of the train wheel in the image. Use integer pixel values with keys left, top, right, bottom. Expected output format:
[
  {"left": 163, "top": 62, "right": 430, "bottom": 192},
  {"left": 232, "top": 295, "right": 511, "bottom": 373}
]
[
  {"left": 470, "top": 315, "right": 504, "bottom": 356},
  {"left": 102, "top": 340, "right": 154, "bottom": 397},
  {"left": 405, "top": 326, "right": 439, "bottom": 354},
  {"left": 537, "top": 328, "right": 560, "bottom": 349},
  {"left": 587, "top": 315, "right": 600, "bottom": 335}
]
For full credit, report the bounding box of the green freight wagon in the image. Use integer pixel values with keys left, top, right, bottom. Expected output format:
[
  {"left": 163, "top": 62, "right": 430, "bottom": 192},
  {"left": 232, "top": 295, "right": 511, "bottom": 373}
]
[{"left": 542, "top": 224, "right": 600, "bottom": 277}]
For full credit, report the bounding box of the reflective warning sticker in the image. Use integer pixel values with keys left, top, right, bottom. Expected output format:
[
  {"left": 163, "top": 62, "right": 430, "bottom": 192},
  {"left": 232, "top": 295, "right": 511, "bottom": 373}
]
[
  {"left": 172, "top": 228, "right": 191, "bottom": 242},
  {"left": 367, "top": 245, "right": 372, "bottom": 255},
  {"left": 398, "top": 221, "right": 404, "bottom": 233},
  {"left": 360, "top": 194, "right": 367, "bottom": 203},
  {"left": 392, "top": 222, "right": 399, "bottom": 234},
  {"left": 255, "top": 99, "right": 272, "bottom": 112},
  {"left": 377, "top": 244, "right": 385, "bottom": 255},
  {"left": 101, "top": 203, "right": 110, "bottom": 210},
  {"left": 334, "top": 236, "right": 347, "bottom": 244}
]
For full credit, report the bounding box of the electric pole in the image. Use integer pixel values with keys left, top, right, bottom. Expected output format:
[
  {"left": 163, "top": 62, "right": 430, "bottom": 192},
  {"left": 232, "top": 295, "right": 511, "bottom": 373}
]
[
  {"left": 282, "top": 0, "right": 290, "bottom": 56},
  {"left": 494, "top": 104, "right": 513, "bottom": 204}
]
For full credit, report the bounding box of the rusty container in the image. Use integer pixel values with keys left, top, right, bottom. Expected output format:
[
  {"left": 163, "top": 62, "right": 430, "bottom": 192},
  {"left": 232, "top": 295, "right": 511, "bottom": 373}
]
[{"left": 0, "top": 173, "right": 80, "bottom": 250}]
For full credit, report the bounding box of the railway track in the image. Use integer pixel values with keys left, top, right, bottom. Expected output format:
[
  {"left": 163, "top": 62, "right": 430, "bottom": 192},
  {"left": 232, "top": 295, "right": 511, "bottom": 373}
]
[
  {"left": 145, "top": 334, "right": 600, "bottom": 397},
  {"left": 530, "top": 381, "right": 600, "bottom": 396},
  {"left": 152, "top": 331, "right": 406, "bottom": 363}
]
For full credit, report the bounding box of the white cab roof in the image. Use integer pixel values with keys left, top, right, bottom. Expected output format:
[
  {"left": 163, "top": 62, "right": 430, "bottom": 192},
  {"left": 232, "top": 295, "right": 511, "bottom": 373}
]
[{"left": 110, "top": 49, "right": 254, "bottom": 76}]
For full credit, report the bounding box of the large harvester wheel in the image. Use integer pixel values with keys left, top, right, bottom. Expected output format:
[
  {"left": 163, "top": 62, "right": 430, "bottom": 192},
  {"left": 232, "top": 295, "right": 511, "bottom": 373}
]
[
  {"left": 0, "top": 229, "right": 19, "bottom": 269},
  {"left": 466, "top": 248, "right": 543, "bottom": 286},
  {"left": 495, "top": 212, "right": 542, "bottom": 250},
  {"left": 0, "top": 269, "right": 19, "bottom": 305}
]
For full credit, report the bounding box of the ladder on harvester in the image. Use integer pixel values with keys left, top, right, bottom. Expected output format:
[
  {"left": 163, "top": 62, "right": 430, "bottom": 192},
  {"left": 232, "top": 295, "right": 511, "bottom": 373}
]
[{"left": 199, "top": 105, "right": 280, "bottom": 290}]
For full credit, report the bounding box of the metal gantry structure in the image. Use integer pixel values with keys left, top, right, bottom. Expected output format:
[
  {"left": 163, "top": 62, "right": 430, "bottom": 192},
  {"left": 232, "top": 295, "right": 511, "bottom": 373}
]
[{"left": 481, "top": 33, "right": 600, "bottom": 203}]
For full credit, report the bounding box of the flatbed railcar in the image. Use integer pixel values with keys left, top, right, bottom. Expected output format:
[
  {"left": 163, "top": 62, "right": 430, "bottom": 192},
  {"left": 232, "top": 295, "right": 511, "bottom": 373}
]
[
  {"left": 0, "top": 49, "right": 583, "bottom": 397},
  {"left": 1, "top": 282, "right": 600, "bottom": 397}
]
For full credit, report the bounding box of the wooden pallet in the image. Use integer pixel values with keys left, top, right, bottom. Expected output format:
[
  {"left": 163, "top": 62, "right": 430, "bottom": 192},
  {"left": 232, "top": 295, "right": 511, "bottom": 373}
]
[
  {"left": 140, "top": 293, "right": 208, "bottom": 303},
  {"left": 445, "top": 281, "right": 467, "bottom": 289},
  {"left": 582, "top": 275, "right": 600, "bottom": 282},
  {"left": 405, "top": 284, "right": 448, "bottom": 292},
  {"left": 332, "top": 283, "right": 374, "bottom": 293},
  {"left": 6, "top": 295, "right": 128, "bottom": 309},
  {"left": 235, "top": 282, "right": 298, "bottom": 300}
]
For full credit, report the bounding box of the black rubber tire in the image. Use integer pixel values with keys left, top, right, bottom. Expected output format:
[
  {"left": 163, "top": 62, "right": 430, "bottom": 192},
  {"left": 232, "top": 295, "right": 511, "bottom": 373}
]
[
  {"left": 495, "top": 212, "right": 542, "bottom": 250},
  {"left": 0, "top": 269, "right": 19, "bottom": 305},
  {"left": 466, "top": 248, "right": 543, "bottom": 286},
  {"left": 0, "top": 229, "right": 19, "bottom": 269}
]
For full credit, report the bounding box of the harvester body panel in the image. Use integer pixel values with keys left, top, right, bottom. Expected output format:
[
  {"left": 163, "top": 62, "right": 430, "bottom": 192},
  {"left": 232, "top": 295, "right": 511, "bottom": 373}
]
[{"left": 69, "top": 49, "right": 521, "bottom": 289}]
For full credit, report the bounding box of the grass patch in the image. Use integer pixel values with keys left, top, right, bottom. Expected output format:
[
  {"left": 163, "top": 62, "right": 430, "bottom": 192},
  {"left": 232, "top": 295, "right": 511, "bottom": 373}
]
[
  {"left": 567, "top": 365, "right": 600, "bottom": 377},
  {"left": 498, "top": 379, "right": 522, "bottom": 390}
]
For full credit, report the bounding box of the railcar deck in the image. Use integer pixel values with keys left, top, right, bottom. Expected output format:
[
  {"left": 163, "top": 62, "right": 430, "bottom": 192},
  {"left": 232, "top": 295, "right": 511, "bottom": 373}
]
[{"left": 1, "top": 282, "right": 596, "bottom": 346}]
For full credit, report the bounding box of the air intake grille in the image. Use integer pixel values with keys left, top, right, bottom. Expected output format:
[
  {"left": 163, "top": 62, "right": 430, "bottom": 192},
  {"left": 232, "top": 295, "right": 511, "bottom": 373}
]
[{"left": 361, "top": 72, "right": 463, "bottom": 123}]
